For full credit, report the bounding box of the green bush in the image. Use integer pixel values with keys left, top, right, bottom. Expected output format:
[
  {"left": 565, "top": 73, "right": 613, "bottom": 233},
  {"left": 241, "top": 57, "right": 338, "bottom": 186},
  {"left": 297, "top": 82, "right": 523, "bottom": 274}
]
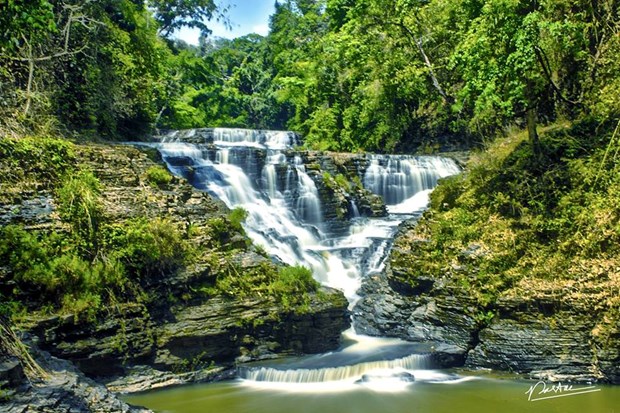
[
  {"left": 228, "top": 207, "right": 248, "bottom": 232},
  {"left": 0, "top": 218, "right": 192, "bottom": 319},
  {"left": 210, "top": 260, "right": 319, "bottom": 312},
  {"left": 271, "top": 265, "right": 319, "bottom": 297},
  {"left": 56, "top": 170, "right": 102, "bottom": 257},
  {"left": 430, "top": 174, "right": 465, "bottom": 211},
  {"left": 102, "top": 218, "right": 189, "bottom": 279},
  {"left": 0, "top": 225, "right": 126, "bottom": 319},
  {"left": 0, "top": 136, "right": 76, "bottom": 185},
  {"left": 322, "top": 172, "right": 353, "bottom": 193},
  {"left": 205, "top": 210, "right": 248, "bottom": 249},
  {"left": 145, "top": 165, "right": 172, "bottom": 187}
]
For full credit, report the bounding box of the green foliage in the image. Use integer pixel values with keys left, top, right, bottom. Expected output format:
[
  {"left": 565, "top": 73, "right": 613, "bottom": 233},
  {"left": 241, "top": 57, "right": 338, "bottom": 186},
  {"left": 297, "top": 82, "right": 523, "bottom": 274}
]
[
  {"left": 56, "top": 170, "right": 102, "bottom": 257},
  {"left": 0, "top": 214, "right": 192, "bottom": 319},
  {"left": 400, "top": 121, "right": 620, "bottom": 316},
  {"left": 145, "top": 165, "right": 173, "bottom": 187},
  {"left": 149, "top": 0, "right": 221, "bottom": 38},
  {"left": 0, "top": 0, "right": 177, "bottom": 138},
  {"left": 0, "top": 0, "right": 55, "bottom": 53},
  {"left": 429, "top": 174, "right": 465, "bottom": 211},
  {"left": 0, "top": 225, "right": 125, "bottom": 320},
  {"left": 101, "top": 218, "right": 189, "bottom": 279},
  {"left": 2, "top": 0, "right": 620, "bottom": 151},
  {"left": 269, "top": 265, "right": 319, "bottom": 311},
  {"left": 228, "top": 207, "right": 248, "bottom": 232},
  {"left": 1, "top": 156, "right": 193, "bottom": 318},
  {"left": 203, "top": 209, "right": 249, "bottom": 249},
  {"left": 0, "top": 295, "right": 19, "bottom": 320},
  {"left": 204, "top": 258, "right": 319, "bottom": 313},
  {"left": 0, "top": 137, "right": 76, "bottom": 185}
]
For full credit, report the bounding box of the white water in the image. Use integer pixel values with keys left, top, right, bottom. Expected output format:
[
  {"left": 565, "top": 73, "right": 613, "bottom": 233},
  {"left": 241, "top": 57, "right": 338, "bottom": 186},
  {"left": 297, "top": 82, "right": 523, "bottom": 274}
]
[
  {"left": 364, "top": 155, "right": 461, "bottom": 206},
  {"left": 241, "top": 355, "right": 429, "bottom": 383},
  {"left": 156, "top": 128, "right": 461, "bottom": 389}
]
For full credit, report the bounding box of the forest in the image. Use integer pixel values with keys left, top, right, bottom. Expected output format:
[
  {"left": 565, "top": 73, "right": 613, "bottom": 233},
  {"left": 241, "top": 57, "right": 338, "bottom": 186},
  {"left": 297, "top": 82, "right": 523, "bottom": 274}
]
[
  {"left": 1, "top": 0, "right": 617, "bottom": 153},
  {"left": 2, "top": 0, "right": 620, "bottom": 330}
]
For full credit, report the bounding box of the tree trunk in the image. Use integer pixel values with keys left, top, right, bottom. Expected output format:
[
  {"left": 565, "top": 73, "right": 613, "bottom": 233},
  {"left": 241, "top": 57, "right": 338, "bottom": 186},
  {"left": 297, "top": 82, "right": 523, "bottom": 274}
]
[
  {"left": 414, "top": 37, "right": 453, "bottom": 104},
  {"left": 24, "top": 39, "right": 35, "bottom": 117},
  {"left": 526, "top": 107, "right": 540, "bottom": 154}
]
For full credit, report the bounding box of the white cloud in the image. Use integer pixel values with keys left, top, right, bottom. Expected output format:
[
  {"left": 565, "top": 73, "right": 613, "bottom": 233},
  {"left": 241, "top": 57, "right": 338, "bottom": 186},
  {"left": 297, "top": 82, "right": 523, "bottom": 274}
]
[
  {"left": 175, "top": 27, "right": 201, "bottom": 45},
  {"left": 251, "top": 23, "right": 269, "bottom": 36}
]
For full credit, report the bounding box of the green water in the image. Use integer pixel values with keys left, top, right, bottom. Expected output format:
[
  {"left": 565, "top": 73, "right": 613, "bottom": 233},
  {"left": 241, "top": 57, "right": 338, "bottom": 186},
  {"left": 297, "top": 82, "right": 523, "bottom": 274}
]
[{"left": 125, "top": 373, "right": 620, "bottom": 413}]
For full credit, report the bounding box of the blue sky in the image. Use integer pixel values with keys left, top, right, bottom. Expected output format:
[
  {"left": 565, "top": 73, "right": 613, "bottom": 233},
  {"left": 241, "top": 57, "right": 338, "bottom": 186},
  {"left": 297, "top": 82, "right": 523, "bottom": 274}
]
[{"left": 176, "top": 0, "right": 276, "bottom": 44}]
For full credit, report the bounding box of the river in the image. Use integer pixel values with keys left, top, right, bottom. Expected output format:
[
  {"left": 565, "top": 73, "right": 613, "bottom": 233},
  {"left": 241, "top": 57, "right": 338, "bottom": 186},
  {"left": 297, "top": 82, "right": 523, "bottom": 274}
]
[{"left": 125, "top": 372, "right": 619, "bottom": 413}]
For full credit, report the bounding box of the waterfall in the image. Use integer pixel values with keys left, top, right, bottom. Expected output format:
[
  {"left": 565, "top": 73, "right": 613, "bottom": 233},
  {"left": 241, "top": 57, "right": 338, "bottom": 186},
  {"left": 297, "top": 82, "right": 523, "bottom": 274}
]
[
  {"left": 363, "top": 155, "right": 461, "bottom": 207},
  {"left": 239, "top": 354, "right": 430, "bottom": 383},
  {"left": 154, "top": 128, "right": 461, "bottom": 388}
]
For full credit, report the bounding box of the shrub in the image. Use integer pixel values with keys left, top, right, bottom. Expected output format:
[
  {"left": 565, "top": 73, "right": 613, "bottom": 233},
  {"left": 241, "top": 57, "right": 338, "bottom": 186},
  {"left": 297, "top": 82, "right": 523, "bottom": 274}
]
[
  {"left": 271, "top": 265, "right": 319, "bottom": 297},
  {"left": 430, "top": 174, "right": 465, "bottom": 211},
  {"left": 0, "top": 136, "right": 76, "bottom": 185},
  {"left": 145, "top": 165, "right": 172, "bottom": 187},
  {"left": 210, "top": 260, "right": 319, "bottom": 312},
  {"left": 271, "top": 265, "right": 320, "bottom": 313},
  {"left": 0, "top": 225, "right": 126, "bottom": 318},
  {"left": 56, "top": 170, "right": 102, "bottom": 257},
  {"left": 229, "top": 207, "right": 248, "bottom": 232},
  {"left": 102, "top": 218, "right": 189, "bottom": 279},
  {"left": 205, "top": 210, "right": 248, "bottom": 249}
]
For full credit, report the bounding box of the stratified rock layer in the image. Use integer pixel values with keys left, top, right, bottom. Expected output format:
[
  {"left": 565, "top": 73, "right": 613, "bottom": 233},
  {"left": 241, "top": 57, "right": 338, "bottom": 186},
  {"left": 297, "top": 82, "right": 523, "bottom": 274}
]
[
  {"left": 1, "top": 142, "right": 350, "bottom": 406},
  {"left": 353, "top": 219, "right": 620, "bottom": 383},
  {"left": 1, "top": 346, "right": 150, "bottom": 413}
]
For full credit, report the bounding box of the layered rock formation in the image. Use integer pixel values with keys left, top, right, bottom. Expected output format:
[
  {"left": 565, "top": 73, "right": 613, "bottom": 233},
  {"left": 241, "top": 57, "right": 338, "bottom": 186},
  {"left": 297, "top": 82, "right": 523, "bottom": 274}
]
[
  {"left": 1, "top": 142, "right": 351, "bottom": 407},
  {"left": 1, "top": 348, "right": 150, "bottom": 413},
  {"left": 353, "top": 219, "right": 620, "bottom": 383}
]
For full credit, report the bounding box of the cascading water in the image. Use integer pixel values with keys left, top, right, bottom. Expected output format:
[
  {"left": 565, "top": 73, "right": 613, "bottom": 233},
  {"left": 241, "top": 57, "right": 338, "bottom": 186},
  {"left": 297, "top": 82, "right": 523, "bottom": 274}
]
[
  {"left": 364, "top": 154, "right": 461, "bottom": 213},
  {"left": 241, "top": 354, "right": 429, "bottom": 383},
  {"left": 154, "top": 127, "right": 461, "bottom": 390}
]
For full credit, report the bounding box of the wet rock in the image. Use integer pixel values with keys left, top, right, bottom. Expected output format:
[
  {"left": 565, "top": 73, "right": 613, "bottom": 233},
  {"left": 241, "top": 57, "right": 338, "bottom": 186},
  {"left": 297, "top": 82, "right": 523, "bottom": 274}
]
[
  {"left": 356, "top": 371, "right": 415, "bottom": 383},
  {"left": 105, "top": 365, "right": 235, "bottom": 394},
  {"left": 466, "top": 297, "right": 620, "bottom": 383},
  {"left": 31, "top": 286, "right": 349, "bottom": 381},
  {"left": 2, "top": 343, "right": 149, "bottom": 413},
  {"left": 0, "top": 357, "right": 24, "bottom": 388},
  {"left": 355, "top": 219, "right": 620, "bottom": 383},
  {"left": 300, "top": 151, "right": 388, "bottom": 221},
  {"left": 353, "top": 265, "right": 476, "bottom": 368},
  {"left": 154, "top": 288, "right": 349, "bottom": 371},
  {"left": 0, "top": 193, "right": 57, "bottom": 227}
]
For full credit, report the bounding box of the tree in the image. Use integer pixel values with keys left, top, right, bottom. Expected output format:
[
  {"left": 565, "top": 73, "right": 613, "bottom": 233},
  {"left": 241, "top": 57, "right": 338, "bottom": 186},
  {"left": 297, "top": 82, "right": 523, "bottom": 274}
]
[
  {"left": 0, "top": 0, "right": 98, "bottom": 131},
  {"left": 149, "top": 0, "right": 228, "bottom": 37},
  {"left": 444, "top": 0, "right": 620, "bottom": 151}
]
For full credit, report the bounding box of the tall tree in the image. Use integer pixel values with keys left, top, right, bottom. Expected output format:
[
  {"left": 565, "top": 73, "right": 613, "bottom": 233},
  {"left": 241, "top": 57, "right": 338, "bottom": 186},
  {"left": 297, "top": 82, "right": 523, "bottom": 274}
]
[{"left": 149, "top": 0, "right": 228, "bottom": 37}]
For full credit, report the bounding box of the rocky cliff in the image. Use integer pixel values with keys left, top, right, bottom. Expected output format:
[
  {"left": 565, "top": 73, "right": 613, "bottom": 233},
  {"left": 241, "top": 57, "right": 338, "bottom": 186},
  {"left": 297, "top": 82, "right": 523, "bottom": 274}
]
[
  {"left": 0, "top": 140, "right": 350, "bottom": 408},
  {"left": 1, "top": 344, "right": 150, "bottom": 413},
  {"left": 354, "top": 219, "right": 620, "bottom": 383}
]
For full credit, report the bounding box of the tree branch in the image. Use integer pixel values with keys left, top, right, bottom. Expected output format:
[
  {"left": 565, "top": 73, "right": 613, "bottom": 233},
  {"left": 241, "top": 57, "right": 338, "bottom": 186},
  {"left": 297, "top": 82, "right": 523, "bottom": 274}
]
[
  {"left": 533, "top": 45, "right": 580, "bottom": 106},
  {"left": 1, "top": 46, "right": 88, "bottom": 63},
  {"left": 367, "top": 16, "right": 453, "bottom": 104}
]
